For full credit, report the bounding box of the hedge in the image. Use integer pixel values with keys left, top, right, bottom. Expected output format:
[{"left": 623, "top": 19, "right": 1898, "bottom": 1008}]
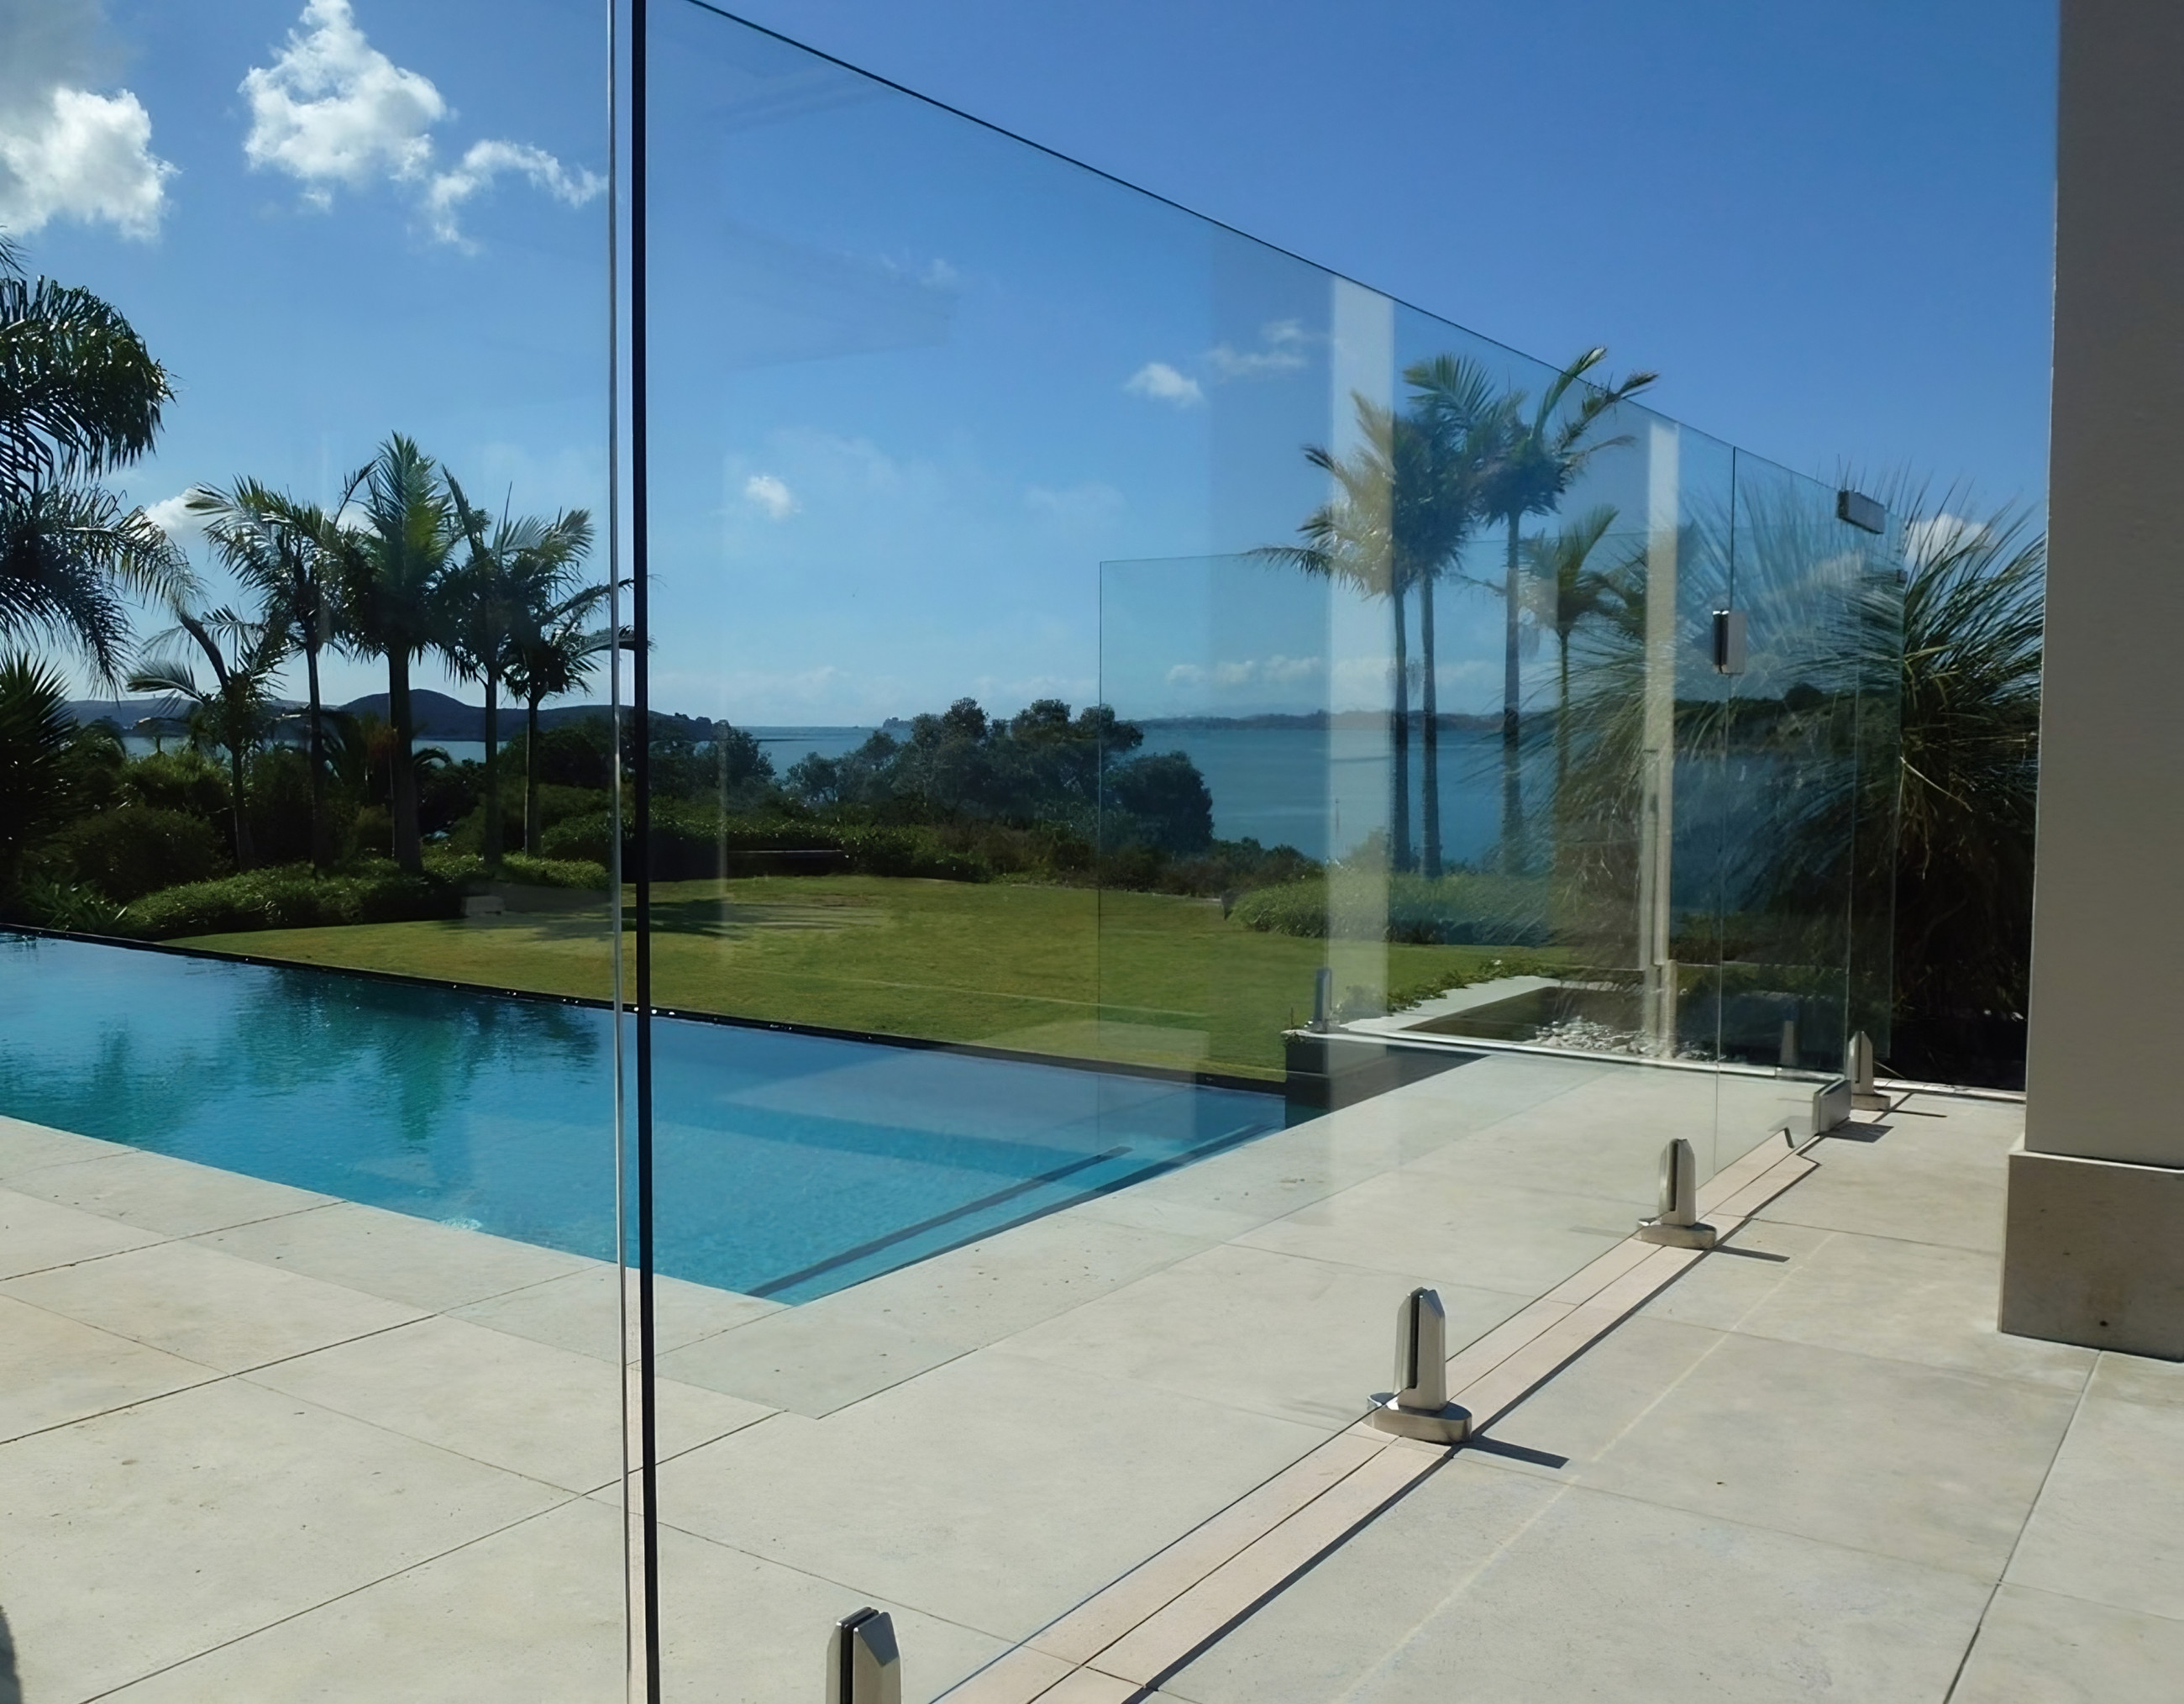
[
  {"left": 118, "top": 865, "right": 459, "bottom": 939},
  {"left": 1231, "top": 871, "right": 1551, "bottom": 946}
]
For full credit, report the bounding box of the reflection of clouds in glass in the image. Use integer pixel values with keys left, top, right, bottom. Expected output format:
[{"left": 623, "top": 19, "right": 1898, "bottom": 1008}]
[
  {"left": 0, "top": 0, "right": 173, "bottom": 239},
  {"left": 1206, "top": 319, "right": 1314, "bottom": 382},
  {"left": 1023, "top": 481, "right": 1124, "bottom": 531},
  {"left": 743, "top": 472, "right": 798, "bottom": 521},
  {"left": 1166, "top": 655, "right": 1325, "bottom": 690},
  {"left": 967, "top": 671, "right": 1098, "bottom": 707},
  {"left": 1124, "top": 360, "right": 1204, "bottom": 408},
  {"left": 241, "top": 0, "right": 601, "bottom": 247}
]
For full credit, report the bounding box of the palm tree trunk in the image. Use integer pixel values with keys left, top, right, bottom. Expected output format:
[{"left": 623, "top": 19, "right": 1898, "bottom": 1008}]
[
  {"left": 1420, "top": 571, "right": 1442, "bottom": 879},
  {"left": 1390, "top": 582, "right": 1413, "bottom": 872},
  {"left": 1501, "top": 513, "right": 1525, "bottom": 872},
  {"left": 388, "top": 651, "right": 423, "bottom": 873},
  {"left": 304, "top": 639, "right": 328, "bottom": 870},
  {"left": 524, "top": 696, "right": 543, "bottom": 854},
  {"left": 481, "top": 674, "right": 501, "bottom": 868},
  {"left": 228, "top": 744, "right": 255, "bottom": 870},
  {"left": 1556, "top": 631, "right": 1573, "bottom": 818}
]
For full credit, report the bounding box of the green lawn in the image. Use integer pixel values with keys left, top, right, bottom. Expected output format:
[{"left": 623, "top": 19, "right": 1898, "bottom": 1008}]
[{"left": 181, "top": 876, "right": 1542, "bottom": 1079}]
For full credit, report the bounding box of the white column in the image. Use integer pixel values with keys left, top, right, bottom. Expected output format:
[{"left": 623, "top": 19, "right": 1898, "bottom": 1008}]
[
  {"left": 1636, "top": 421, "right": 1679, "bottom": 1053},
  {"left": 1999, "top": 0, "right": 2184, "bottom": 1357},
  {"left": 1323, "top": 276, "right": 1394, "bottom": 1020}
]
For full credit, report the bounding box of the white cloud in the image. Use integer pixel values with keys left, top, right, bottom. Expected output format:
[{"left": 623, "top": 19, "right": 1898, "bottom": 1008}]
[
  {"left": 423, "top": 139, "right": 602, "bottom": 248},
  {"left": 142, "top": 492, "right": 203, "bottom": 544},
  {"left": 242, "top": 0, "right": 441, "bottom": 197},
  {"left": 1124, "top": 361, "right": 1204, "bottom": 408},
  {"left": 0, "top": 0, "right": 173, "bottom": 240},
  {"left": 1903, "top": 511, "right": 1987, "bottom": 568},
  {"left": 743, "top": 473, "right": 798, "bottom": 521},
  {"left": 240, "top": 0, "right": 603, "bottom": 246}
]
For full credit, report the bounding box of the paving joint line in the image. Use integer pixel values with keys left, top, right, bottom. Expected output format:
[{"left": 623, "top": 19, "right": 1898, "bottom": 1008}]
[{"left": 940, "top": 1133, "right": 1820, "bottom": 1701}]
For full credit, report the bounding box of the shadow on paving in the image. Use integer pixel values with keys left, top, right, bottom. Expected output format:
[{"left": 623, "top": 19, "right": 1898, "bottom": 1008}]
[{"left": 0, "top": 1604, "right": 20, "bottom": 1704}]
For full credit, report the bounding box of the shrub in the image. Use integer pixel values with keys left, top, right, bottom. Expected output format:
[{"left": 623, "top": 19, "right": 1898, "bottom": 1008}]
[
  {"left": 52, "top": 806, "right": 226, "bottom": 902},
  {"left": 123, "top": 749, "right": 230, "bottom": 822},
  {"left": 11, "top": 876, "right": 129, "bottom": 934},
  {"left": 539, "top": 810, "right": 993, "bottom": 883},
  {"left": 1232, "top": 871, "right": 1551, "bottom": 946},
  {"left": 423, "top": 849, "right": 608, "bottom": 890},
  {"left": 118, "top": 864, "right": 458, "bottom": 939},
  {"left": 247, "top": 749, "right": 309, "bottom": 857}
]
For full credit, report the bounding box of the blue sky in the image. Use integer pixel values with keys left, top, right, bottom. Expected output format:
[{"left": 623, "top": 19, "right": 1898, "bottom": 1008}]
[{"left": 8, "top": 0, "right": 2055, "bottom": 723}]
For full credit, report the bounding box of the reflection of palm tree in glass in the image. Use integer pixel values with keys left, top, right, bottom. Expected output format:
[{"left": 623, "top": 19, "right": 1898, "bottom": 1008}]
[
  {"left": 1257, "top": 398, "right": 1416, "bottom": 867},
  {"left": 1260, "top": 392, "right": 1489, "bottom": 872},
  {"left": 1398, "top": 356, "right": 1509, "bottom": 877},
  {"left": 1469, "top": 350, "right": 1656, "bottom": 872},
  {"left": 1524, "top": 505, "right": 1620, "bottom": 813}
]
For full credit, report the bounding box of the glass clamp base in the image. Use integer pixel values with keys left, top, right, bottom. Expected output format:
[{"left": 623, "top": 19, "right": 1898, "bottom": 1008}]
[
  {"left": 1367, "top": 1395, "right": 1471, "bottom": 1445},
  {"left": 1636, "top": 1218, "right": 1718, "bottom": 1249}
]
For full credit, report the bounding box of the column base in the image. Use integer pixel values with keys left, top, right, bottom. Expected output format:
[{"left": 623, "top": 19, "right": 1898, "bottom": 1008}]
[{"left": 1999, "top": 1140, "right": 2184, "bottom": 1360}]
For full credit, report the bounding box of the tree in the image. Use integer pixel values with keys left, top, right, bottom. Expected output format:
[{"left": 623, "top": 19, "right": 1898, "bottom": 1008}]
[
  {"left": 1262, "top": 386, "right": 1497, "bottom": 874},
  {"left": 1397, "top": 355, "right": 1517, "bottom": 876},
  {"left": 441, "top": 478, "right": 595, "bottom": 866},
  {"left": 187, "top": 476, "right": 356, "bottom": 868},
  {"left": 126, "top": 604, "right": 289, "bottom": 868},
  {"left": 1523, "top": 504, "right": 1621, "bottom": 807},
  {"left": 1258, "top": 400, "right": 1421, "bottom": 868},
  {"left": 0, "top": 237, "right": 190, "bottom": 679},
  {"left": 1861, "top": 483, "right": 2042, "bottom": 1063},
  {"left": 1466, "top": 348, "right": 1656, "bottom": 870},
  {"left": 338, "top": 435, "right": 454, "bottom": 872},
  {"left": 0, "top": 650, "right": 76, "bottom": 893},
  {"left": 503, "top": 581, "right": 617, "bottom": 854}
]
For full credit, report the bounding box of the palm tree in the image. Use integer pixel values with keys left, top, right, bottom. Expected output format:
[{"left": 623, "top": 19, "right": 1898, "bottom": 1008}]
[
  {"left": 186, "top": 476, "right": 358, "bottom": 868},
  {"left": 441, "top": 480, "right": 595, "bottom": 866},
  {"left": 505, "top": 584, "right": 617, "bottom": 855},
  {"left": 1893, "top": 500, "right": 2043, "bottom": 1018},
  {"left": 339, "top": 435, "right": 454, "bottom": 873},
  {"left": 1257, "top": 397, "right": 1421, "bottom": 869},
  {"left": 127, "top": 604, "right": 290, "bottom": 867},
  {"left": 1523, "top": 504, "right": 1621, "bottom": 808},
  {"left": 0, "top": 237, "right": 190, "bottom": 679},
  {"left": 0, "top": 650, "right": 76, "bottom": 894},
  {"left": 1399, "top": 355, "right": 1516, "bottom": 876},
  {"left": 1468, "top": 348, "right": 1656, "bottom": 871}
]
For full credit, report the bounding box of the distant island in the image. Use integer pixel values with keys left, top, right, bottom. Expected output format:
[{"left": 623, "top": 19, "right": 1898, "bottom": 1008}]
[{"left": 63, "top": 692, "right": 1504, "bottom": 743}]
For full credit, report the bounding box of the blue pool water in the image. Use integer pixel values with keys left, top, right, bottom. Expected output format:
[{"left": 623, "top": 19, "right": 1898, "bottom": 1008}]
[{"left": 0, "top": 932, "right": 1284, "bottom": 1302}]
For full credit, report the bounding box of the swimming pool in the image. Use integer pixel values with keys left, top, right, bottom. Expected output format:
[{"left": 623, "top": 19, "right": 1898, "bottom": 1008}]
[{"left": 0, "top": 931, "right": 1284, "bottom": 1302}]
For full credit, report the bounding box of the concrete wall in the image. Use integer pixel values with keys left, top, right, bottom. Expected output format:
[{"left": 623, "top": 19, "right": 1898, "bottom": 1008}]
[{"left": 2003, "top": 0, "right": 2184, "bottom": 1356}]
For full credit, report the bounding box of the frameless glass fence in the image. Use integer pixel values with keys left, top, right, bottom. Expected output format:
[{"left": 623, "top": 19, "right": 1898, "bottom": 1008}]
[
  {"left": 638, "top": 4, "right": 1900, "bottom": 1700},
  {"left": 0, "top": 0, "right": 1904, "bottom": 1696},
  {"left": 0, "top": 1, "right": 627, "bottom": 1697}
]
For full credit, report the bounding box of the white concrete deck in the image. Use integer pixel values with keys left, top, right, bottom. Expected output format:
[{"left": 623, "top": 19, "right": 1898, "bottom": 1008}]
[
  {"left": 1147, "top": 1089, "right": 2184, "bottom": 1703},
  {"left": 6, "top": 1064, "right": 2152, "bottom": 1701}
]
